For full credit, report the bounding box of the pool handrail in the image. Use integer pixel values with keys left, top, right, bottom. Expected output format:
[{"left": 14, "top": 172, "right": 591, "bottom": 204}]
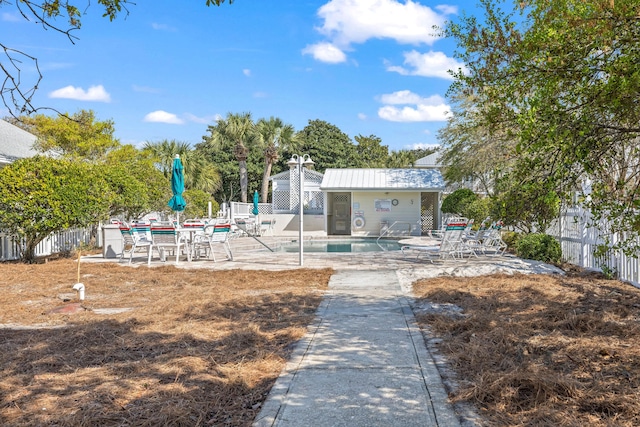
[{"left": 376, "top": 221, "right": 412, "bottom": 250}]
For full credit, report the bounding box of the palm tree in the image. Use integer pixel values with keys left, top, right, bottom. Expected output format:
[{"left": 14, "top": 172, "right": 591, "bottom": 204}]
[
  {"left": 256, "top": 117, "right": 294, "bottom": 203},
  {"left": 143, "top": 139, "right": 221, "bottom": 193},
  {"left": 213, "top": 112, "right": 256, "bottom": 203}
]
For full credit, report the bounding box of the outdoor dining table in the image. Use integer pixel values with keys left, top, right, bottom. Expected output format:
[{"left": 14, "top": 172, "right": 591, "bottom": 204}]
[{"left": 175, "top": 227, "right": 203, "bottom": 261}]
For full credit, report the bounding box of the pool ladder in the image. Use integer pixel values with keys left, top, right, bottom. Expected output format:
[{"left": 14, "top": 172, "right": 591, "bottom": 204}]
[{"left": 376, "top": 221, "right": 412, "bottom": 250}]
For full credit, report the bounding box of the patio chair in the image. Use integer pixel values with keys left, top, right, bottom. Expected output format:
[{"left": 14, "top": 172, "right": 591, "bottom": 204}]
[
  {"left": 119, "top": 222, "right": 152, "bottom": 264},
  {"left": 149, "top": 225, "right": 190, "bottom": 266},
  {"left": 401, "top": 221, "right": 473, "bottom": 262},
  {"left": 461, "top": 218, "right": 490, "bottom": 254},
  {"left": 191, "top": 223, "right": 234, "bottom": 262},
  {"left": 259, "top": 218, "right": 276, "bottom": 236},
  {"left": 478, "top": 220, "right": 508, "bottom": 256}
]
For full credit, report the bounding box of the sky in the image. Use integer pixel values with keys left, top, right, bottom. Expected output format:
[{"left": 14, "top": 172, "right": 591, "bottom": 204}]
[{"left": 1, "top": 0, "right": 485, "bottom": 152}]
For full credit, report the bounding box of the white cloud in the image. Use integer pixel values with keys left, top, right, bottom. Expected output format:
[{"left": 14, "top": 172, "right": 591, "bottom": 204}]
[
  {"left": 435, "top": 5, "right": 458, "bottom": 15},
  {"left": 132, "top": 84, "right": 161, "bottom": 94},
  {"left": 316, "top": 0, "right": 452, "bottom": 48},
  {"left": 151, "top": 22, "right": 177, "bottom": 31},
  {"left": 386, "top": 50, "right": 465, "bottom": 80},
  {"left": 379, "top": 90, "right": 446, "bottom": 106},
  {"left": 302, "top": 42, "right": 347, "bottom": 63},
  {"left": 2, "top": 12, "right": 20, "bottom": 22},
  {"left": 183, "top": 113, "right": 216, "bottom": 124},
  {"left": 243, "top": 69, "right": 251, "bottom": 76},
  {"left": 253, "top": 91, "right": 268, "bottom": 98},
  {"left": 49, "top": 85, "right": 111, "bottom": 102},
  {"left": 357, "top": 113, "right": 367, "bottom": 120},
  {"left": 143, "top": 110, "right": 184, "bottom": 124},
  {"left": 377, "top": 90, "right": 451, "bottom": 122}
]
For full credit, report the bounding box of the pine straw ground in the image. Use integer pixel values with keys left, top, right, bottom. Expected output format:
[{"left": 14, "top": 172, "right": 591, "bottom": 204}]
[
  {"left": 413, "top": 268, "right": 640, "bottom": 427},
  {"left": 4, "top": 258, "right": 640, "bottom": 427},
  {"left": 0, "top": 258, "right": 331, "bottom": 426}
]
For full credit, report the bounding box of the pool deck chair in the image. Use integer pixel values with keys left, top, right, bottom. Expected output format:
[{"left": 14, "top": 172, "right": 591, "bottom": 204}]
[
  {"left": 119, "top": 223, "right": 152, "bottom": 264},
  {"left": 401, "top": 221, "right": 472, "bottom": 262},
  {"left": 192, "top": 223, "right": 234, "bottom": 262},
  {"left": 149, "top": 225, "right": 190, "bottom": 266}
]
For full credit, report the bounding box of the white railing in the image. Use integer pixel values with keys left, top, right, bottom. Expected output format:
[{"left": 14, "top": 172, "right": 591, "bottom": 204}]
[
  {"left": 0, "top": 228, "right": 93, "bottom": 261},
  {"left": 547, "top": 207, "right": 640, "bottom": 286},
  {"left": 229, "top": 202, "right": 273, "bottom": 220}
]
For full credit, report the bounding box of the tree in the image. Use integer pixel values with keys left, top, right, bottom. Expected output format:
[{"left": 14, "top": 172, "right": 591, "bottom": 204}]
[
  {"left": 105, "top": 145, "right": 170, "bottom": 218},
  {"left": 288, "top": 119, "right": 357, "bottom": 172},
  {"left": 2, "top": 0, "right": 233, "bottom": 116},
  {"left": 203, "top": 113, "right": 256, "bottom": 203},
  {"left": 0, "top": 156, "right": 110, "bottom": 262},
  {"left": 445, "top": 0, "right": 640, "bottom": 250},
  {"left": 441, "top": 189, "right": 477, "bottom": 216},
  {"left": 255, "top": 117, "right": 294, "bottom": 203},
  {"left": 14, "top": 110, "right": 120, "bottom": 161},
  {"left": 142, "top": 139, "right": 221, "bottom": 194},
  {"left": 183, "top": 189, "right": 219, "bottom": 219},
  {"left": 386, "top": 149, "right": 417, "bottom": 168},
  {"left": 437, "top": 94, "right": 516, "bottom": 196},
  {"left": 353, "top": 135, "right": 388, "bottom": 168}
]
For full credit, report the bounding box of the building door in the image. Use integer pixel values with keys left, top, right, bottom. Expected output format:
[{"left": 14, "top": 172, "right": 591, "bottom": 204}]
[{"left": 331, "top": 193, "right": 351, "bottom": 235}]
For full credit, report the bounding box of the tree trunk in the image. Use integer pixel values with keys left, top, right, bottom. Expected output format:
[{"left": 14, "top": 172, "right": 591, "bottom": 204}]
[
  {"left": 239, "top": 160, "right": 248, "bottom": 203},
  {"left": 261, "top": 159, "right": 273, "bottom": 203}
]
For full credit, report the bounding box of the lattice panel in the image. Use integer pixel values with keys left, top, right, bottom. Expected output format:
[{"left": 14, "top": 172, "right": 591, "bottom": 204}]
[
  {"left": 290, "top": 168, "right": 301, "bottom": 213},
  {"left": 333, "top": 194, "right": 349, "bottom": 203},
  {"left": 273, "top": 190, "right": 290, "bottom": 211},
  {"left": 306, "top": 191, "right": 324, "bottom": 213},
  {"left": 421, "top": 192, "right": 438, "bottom": 234}
]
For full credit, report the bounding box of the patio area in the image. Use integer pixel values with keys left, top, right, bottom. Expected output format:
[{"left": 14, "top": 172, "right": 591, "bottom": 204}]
[{"left": 84, "top": 234, "right": 565, "bottom": 288}]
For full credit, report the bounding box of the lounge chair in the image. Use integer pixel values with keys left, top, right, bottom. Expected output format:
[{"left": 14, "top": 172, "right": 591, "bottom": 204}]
[
  {"left": 401, "top": 221, "right": 473, "bottom": 262},
  {"left": 479, "top": 221, "right": 508, "bottom": 255}
]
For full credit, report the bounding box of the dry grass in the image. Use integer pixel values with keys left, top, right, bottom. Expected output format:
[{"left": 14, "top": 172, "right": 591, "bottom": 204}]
[
  {"left": 413, "top": 268, "right": 640, "bottom": 427},
  {"left": 0, "top": 258, "right": 331, "bottom": 426}
]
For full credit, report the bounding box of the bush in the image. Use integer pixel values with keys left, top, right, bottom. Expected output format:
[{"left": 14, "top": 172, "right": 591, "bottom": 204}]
[
  {"left": 463, "top": 197, "right": 492, "bottom": 225},
  {"left": 442, "top": 188, "right": 477, "bottom": 215},
  {"left": 516, "top": 233, "right": 562, "bottom": 263},
  {"left": 501, "top": 230, "right": 520, "bottom": 249}
]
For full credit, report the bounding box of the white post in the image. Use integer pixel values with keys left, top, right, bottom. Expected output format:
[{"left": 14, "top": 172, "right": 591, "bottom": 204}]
[
  {"left": 299, "top": 159, "right": 304, "bottom": 266},
  {"left": 288, "top": 154, "right": 313, "bottom": 267}
]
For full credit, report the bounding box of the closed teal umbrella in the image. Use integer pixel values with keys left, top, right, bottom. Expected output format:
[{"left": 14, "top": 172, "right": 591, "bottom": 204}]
[
  {"left": 252, "top": 190, "right": 259, "bottom": 215},
  {"left": 168, "top": 155, "right": 186, "bottom": 223}
]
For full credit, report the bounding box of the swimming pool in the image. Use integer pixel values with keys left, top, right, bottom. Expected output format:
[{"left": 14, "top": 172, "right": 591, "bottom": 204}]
[{"left": 274, "top": 239, "right": 401, "bottom": 253}]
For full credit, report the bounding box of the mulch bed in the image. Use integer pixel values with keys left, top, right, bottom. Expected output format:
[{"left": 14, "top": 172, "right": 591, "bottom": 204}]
[
  {"left": 0, "top": 259, "right": 331, "bottom": 426},
  {"left": 412, "top": 269, "right": 640, "bottom": 426}
]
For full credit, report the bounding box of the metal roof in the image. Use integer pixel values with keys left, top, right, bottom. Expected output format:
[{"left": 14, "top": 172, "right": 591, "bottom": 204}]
[
  {"left": 320, "top": 168, "right": 445, "bottom": 191},
  {"left": 0, "top": 119, "right": 37, "bottom": 164},
  {"left": 414, "top": 152, "right": 442, "bottom": 168}
]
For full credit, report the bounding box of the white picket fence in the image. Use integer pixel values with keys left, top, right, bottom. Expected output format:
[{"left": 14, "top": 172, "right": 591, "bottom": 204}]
[
  {"left": 547, "top": 207, "right": 640, "bottom": 286},
  {"left": 0, "top": 228, "right": 93, "bottom": 261}
]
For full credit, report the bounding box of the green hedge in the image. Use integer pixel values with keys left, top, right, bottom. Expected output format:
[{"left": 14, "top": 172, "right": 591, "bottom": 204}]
[{"left": 515, "top": 233, "right": 562, "bottom": 263}]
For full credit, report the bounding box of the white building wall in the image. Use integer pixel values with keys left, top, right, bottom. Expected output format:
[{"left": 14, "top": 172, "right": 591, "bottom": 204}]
[{"left": 351, "top": 191, "right": 422, "bottom": 236}]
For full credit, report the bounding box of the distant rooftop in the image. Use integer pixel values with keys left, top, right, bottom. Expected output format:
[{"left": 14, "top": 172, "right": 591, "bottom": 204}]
[
  {"left": 0, "top": 119, "right": 38, "bottom": 166},
  {"left": 414, "top": 151, "right": 442, "bottom": 169}
]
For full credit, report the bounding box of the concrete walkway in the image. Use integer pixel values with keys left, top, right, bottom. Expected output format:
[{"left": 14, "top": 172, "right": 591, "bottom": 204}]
[{"left": 253, "top": 270, "right": 462, "bottom": 427}]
